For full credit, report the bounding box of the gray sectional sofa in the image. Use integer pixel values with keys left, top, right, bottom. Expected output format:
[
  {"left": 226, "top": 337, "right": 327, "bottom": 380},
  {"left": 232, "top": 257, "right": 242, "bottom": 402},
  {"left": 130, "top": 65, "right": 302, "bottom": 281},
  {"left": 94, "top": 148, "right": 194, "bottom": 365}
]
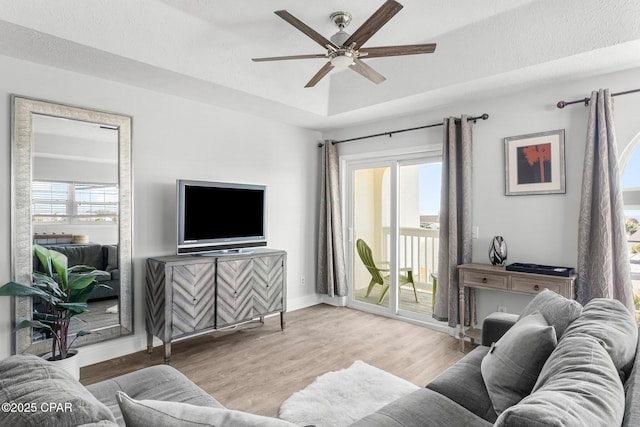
[
  {"left": 1, "top": 290, "right": 638, "bottom": 426},
  {"left": 354, "top": 290, "right": 640, "bottom": 427}
]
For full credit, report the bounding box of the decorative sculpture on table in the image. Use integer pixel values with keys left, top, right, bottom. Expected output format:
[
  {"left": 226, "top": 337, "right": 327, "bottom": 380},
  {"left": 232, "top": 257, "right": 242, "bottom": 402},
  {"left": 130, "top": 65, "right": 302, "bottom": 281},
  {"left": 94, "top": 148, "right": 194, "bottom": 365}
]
[{"left": 489, "top": 236, "right": 507, "bottom": 266}]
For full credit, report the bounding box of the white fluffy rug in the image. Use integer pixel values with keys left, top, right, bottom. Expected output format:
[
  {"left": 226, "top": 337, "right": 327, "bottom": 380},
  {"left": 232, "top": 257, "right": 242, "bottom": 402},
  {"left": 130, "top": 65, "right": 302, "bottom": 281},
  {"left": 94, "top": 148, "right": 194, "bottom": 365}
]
[{"left": 279, "top": 360, "right": 419, "bottom": 427}]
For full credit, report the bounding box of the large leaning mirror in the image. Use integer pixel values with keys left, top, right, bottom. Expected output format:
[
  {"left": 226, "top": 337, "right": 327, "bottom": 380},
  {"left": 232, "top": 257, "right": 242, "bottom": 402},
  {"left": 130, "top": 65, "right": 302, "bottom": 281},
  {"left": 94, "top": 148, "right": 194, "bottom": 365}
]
[{"left": 11, "top": 95, "right": 133, "bottom": 355}]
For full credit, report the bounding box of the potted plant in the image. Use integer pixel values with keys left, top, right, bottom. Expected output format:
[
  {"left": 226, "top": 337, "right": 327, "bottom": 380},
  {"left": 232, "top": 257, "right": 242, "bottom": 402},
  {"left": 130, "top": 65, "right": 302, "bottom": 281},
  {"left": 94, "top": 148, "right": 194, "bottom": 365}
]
[{"left": 0, "top": 244, "right": 109, "bottom": 377}]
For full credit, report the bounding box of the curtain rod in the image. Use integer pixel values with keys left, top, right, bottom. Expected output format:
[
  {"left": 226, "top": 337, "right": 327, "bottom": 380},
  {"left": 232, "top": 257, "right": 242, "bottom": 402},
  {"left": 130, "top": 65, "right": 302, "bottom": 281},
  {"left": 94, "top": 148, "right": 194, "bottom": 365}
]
[
  {"left": 318, "top": 113, "right": 490, "bottom": 147},
  {"left": 556, "top": 88, "right": 640, "bottom": 109}
]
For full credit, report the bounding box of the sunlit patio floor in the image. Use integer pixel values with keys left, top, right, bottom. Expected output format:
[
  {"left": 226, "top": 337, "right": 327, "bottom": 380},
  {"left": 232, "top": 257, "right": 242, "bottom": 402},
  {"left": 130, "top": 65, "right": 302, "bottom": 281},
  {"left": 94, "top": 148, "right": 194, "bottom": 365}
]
[{"left": 354, "top": 283, "right": 434, "bottom": 316}]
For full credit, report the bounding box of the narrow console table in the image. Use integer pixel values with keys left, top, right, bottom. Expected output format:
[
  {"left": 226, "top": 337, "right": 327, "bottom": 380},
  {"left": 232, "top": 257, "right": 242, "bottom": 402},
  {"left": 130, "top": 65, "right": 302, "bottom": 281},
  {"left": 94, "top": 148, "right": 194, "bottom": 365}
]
[
  {"left": 457, "top": 263, "right": 576, "bottom": 351},
  {"left": 145, "top": 249, "right": 286, "bottom": 363}
]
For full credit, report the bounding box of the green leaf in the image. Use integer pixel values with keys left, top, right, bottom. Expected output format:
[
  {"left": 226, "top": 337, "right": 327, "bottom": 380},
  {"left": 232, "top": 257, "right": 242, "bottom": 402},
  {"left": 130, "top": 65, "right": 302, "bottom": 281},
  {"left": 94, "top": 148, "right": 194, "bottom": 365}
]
[
  {"left": 56, "top": 302, "right": 88, "bottom": 316},
  {"left": 33, "top": 244, "right": 53, "bottom": 277},
  {"left": 16, "top": 319, "right": 53, "bottom": 333},
  {"left": 69, "top": 285, "right": 96, "bottom": 303},
  {"left": 50, "top": 250, "right": 69, "bottom": 290},
  {"left": 75, "top": 330, "right": 91, "bottom": 337},
  {"left": 32, "top": 274, "right": 64, "bottom": 297},
  {"left": 0, "top": 281, "right": 50, "bottom": 298},
  {"left": 33, "top": 312, "right": 56, "bottom": 324},
  {"left": 68, "top": 265, "right": 97, "bottom": 273},
  {"left": 68, "top": 270, "right": 109, "bottom": 291}
]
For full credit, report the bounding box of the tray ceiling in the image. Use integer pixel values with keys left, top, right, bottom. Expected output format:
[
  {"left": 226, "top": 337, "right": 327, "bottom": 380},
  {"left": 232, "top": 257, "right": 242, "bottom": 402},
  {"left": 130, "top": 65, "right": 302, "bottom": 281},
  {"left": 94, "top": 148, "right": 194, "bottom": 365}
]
[{"left": 1, "top": 0, "right": 639, "bottom": 130}]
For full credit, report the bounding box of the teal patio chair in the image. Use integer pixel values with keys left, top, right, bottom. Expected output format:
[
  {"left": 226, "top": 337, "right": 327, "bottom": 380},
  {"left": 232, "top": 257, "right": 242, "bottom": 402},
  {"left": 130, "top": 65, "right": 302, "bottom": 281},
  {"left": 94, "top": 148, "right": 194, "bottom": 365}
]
[{"left": 356, "top": 238, "right": 419, "bottom": 304}]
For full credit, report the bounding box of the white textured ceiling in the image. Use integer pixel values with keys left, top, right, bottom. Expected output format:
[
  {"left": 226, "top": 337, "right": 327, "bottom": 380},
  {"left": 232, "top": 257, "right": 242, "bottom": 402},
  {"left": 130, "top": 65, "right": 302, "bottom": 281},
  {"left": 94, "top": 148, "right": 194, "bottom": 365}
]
[{"left": 1, "top": 0, "right": 640, "bottom": 131}]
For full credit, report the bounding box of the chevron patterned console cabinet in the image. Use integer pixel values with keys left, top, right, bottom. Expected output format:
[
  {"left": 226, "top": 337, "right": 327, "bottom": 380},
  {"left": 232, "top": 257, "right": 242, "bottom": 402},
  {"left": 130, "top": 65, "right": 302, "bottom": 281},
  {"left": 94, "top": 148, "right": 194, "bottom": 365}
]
[{"left": 145, "top": 249, "right": 286, "bottom": 363}]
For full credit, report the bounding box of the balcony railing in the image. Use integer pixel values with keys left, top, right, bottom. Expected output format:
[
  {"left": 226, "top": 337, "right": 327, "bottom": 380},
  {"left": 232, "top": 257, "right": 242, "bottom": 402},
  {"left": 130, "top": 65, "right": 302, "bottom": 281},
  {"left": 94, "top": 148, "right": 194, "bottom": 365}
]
[{"left": 382, "top": 226, "right": 439, "bottom": 285}]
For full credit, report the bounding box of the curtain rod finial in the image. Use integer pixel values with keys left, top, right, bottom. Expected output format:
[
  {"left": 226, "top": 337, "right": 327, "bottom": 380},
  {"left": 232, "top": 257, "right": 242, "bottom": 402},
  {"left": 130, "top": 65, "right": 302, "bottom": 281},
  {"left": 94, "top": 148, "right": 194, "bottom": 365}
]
[
  {"left": 557, "top": 101, "right": 566, "bottom": 109},
  {"left": 481, "top": 113, "right": 489, "bottom": 120}
]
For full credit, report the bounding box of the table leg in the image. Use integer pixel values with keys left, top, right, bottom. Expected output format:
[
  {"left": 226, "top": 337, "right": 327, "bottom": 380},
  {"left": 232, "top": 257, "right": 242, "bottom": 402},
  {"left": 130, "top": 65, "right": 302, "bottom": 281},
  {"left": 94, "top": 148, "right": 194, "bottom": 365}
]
[{"left": 459, "top": 286, "right": 465, "bottom": 352}]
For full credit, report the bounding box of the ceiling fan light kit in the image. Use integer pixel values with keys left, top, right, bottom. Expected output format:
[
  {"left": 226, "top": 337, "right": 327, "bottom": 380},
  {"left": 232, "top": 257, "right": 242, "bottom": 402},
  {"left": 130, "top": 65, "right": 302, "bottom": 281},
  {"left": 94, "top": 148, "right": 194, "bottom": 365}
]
[
  {"left": 330, "top": 51, "right": 355, "bottom": 69},
  {"left": 252, "top": 0, "right": 437, "bottom": 87}
]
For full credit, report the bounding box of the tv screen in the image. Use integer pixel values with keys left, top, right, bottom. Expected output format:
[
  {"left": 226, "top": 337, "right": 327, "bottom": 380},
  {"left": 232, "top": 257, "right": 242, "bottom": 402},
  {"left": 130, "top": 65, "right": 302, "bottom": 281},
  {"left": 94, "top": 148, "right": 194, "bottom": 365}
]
[{"left": 177, "top": 180, "right": 267, "bottom": 254}]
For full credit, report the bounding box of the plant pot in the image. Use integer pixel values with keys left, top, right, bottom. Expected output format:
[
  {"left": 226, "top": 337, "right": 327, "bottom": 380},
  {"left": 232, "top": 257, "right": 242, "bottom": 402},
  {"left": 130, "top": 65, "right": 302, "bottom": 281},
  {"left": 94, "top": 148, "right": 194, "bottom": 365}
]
[{"left": 43, "top": 350, "right": 80, "bottom": 380}]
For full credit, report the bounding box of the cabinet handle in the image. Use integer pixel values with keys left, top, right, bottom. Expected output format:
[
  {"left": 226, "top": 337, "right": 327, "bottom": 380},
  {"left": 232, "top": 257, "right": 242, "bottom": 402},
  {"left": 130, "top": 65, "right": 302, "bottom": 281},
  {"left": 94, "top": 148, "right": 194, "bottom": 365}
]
[
  {"left": 534, "top": 285, "right": 540, "bottom": 291},
  {"left": 482, "top": 277, "right": 488, "bottom": 283}
]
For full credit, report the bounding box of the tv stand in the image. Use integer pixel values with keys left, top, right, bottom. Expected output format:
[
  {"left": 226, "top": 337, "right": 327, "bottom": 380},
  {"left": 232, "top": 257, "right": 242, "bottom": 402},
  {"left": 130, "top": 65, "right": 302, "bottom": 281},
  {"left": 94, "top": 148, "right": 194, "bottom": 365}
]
[{"left": 145, "top": 249, "right": 286, "bottom": 363}]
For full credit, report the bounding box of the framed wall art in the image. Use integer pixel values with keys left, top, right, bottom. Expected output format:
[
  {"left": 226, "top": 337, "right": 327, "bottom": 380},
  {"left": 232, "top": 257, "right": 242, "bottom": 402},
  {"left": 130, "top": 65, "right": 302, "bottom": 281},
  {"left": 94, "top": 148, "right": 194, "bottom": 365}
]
[{"left": 504, "top": 129, "right": 565, "bottom": 196}]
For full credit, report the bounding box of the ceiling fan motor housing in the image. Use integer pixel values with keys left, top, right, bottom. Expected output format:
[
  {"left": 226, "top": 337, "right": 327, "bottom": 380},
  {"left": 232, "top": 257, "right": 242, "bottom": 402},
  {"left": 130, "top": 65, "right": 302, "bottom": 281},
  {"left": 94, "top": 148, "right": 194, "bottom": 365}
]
[{"left": 330, "top": 11, "right": 352, "bottom": 29}]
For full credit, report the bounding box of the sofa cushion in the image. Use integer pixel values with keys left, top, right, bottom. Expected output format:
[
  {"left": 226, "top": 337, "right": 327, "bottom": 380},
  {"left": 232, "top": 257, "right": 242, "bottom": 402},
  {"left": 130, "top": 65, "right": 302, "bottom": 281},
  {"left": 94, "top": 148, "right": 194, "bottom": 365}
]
[
  {"left": 102, "top": 244, "right": 119, "bottom": 272},
  {"left": 623, "top": 328, "right": 640, "bottom": 427},
  {"left": 563, "top": 298, "right": 637, "bottom": 381},
  {"left": 48, "top": 243, "right": 106, "bottom": 270},
  {"left": 87, "top": 364, "right": 222, "bottom": 426},
  {"left": 0, "top": 354, "right": 117, "bottom": 427},
  {"left": 350, "top": 387, "right": 493, "bottom": 427},
  {"left": 495, "top": 334, "right": 625, "bottom": 427},
  {"left": 519, "top": 289, "right": 582, "bottom": 338},
  {"left": 481, "top": 311, "right": 557, "bottom": 415},
  {"left": 116, "top": 391, "right": 298, "bottom": 427},
  {"left": 427, "top": 345, "right": 497, "bottom": 422}
]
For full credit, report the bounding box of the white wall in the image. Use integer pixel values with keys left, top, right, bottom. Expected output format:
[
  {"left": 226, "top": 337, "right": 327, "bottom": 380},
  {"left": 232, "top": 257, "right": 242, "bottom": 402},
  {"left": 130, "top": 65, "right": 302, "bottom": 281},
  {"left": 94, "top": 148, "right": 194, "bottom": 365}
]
[
  {"left": 325, "top": 67, "right": 640, "bottom": 325},
  {"left": 0, "top": 55, "right": 322, "bottom": 365}
]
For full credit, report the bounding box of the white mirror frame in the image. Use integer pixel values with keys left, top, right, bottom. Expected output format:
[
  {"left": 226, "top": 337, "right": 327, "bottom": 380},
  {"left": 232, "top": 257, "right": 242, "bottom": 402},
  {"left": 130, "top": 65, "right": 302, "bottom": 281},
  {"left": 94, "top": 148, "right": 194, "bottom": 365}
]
[{"left": 11, "top": 95, "right": 133, "bottom": 355}]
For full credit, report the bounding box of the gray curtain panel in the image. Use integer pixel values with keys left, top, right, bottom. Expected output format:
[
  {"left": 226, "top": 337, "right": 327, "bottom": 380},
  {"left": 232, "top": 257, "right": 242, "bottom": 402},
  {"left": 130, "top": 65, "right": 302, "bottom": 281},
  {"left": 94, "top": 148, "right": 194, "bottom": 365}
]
[
  {"left": 433, "top": 116, "right": 474, "bottom": 327},
  {"left": 317, "top": 141, "right": 348, "bottom": 297},
  {"left": 577, "top": 89, "right": 634, "bottom": 312}
]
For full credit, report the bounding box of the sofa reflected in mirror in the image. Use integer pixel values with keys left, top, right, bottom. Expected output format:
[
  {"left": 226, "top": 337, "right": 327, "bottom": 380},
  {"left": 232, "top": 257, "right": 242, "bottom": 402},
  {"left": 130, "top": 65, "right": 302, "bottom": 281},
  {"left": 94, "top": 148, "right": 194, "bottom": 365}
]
[{"left": 32, "top": 242, "right": 121, "bottom": 340}]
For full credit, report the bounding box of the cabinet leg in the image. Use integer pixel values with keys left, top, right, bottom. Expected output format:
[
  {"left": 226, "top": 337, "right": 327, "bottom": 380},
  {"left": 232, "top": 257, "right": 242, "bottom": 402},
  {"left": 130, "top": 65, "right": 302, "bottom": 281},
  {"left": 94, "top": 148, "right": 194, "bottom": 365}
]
[
  {"left": 164, "top": 342, "right": 172, "bottom": 365},
  {"left": 459, "top": 286, "right": 466, "bottom": 352},
  {"left": 280, "top": 312, "right": 285, "bottom": 330},
  {"left": 146, "top": 332, "right": 154, "bottom": 354}
]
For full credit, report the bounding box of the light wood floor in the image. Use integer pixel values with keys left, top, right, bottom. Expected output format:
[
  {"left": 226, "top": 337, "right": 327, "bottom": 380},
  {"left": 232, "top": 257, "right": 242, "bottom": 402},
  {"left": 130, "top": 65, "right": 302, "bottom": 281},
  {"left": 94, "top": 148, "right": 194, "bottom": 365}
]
[{"left": 81, "top": 304, "right": 471, "bottom": 418}]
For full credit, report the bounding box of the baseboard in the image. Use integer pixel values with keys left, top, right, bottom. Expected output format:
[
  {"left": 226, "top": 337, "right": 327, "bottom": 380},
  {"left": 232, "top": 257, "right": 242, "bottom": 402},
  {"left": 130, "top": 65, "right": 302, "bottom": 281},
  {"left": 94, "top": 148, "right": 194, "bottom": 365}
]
[
  {"left": 287, "top": 294, "right": 323, "bottom": 311},
  {"left": 320, "top": 295, "right": 347, "bottom": 306},
  {"left": 78, "top": 334, "right": 148, "bottom": 368}
]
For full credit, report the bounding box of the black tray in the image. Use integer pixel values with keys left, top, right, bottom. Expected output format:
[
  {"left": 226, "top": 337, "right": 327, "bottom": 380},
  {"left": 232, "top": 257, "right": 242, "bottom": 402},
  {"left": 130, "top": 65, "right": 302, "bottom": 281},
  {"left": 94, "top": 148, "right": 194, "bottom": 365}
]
[{"left": 505, "top": 263, "right": 575, "bottom": 277}]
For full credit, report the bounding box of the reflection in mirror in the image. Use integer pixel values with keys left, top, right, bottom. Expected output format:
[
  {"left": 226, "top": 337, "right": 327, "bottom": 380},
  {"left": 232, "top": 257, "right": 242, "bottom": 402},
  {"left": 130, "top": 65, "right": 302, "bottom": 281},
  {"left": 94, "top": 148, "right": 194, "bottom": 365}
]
[
  {"left": 31, "top": 115, "right": 120, "bottom": 341},
  {"left": 11, "top": 96, "right": 132, "bottom": 356}
]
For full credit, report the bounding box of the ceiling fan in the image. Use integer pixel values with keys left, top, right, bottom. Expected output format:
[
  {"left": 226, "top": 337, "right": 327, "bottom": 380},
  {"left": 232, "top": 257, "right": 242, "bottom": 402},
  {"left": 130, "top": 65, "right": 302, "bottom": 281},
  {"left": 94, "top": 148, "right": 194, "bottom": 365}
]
[{"left": 252, "top": 0, "right": 436, "bottom": 88}]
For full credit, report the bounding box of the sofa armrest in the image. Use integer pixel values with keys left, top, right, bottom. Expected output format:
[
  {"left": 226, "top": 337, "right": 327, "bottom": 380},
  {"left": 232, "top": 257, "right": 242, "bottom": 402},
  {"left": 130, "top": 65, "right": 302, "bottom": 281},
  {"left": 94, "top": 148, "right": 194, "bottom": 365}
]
[
  {"left": 87, "top": 364, "right": 223, "bottom": 426},
  {"left": 482, "top": 312, "right": 519, "bottom": 346}
]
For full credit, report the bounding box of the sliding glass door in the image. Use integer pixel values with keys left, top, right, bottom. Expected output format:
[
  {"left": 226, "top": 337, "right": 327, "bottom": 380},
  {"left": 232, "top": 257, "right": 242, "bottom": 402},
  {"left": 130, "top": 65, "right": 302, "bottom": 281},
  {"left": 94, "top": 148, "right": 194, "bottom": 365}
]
[
  {"left": 346, "top": 152, "right": 443, "bottom": 324},
  {"left": 351, "top": 165, "right": 392, "bottom": 309}
]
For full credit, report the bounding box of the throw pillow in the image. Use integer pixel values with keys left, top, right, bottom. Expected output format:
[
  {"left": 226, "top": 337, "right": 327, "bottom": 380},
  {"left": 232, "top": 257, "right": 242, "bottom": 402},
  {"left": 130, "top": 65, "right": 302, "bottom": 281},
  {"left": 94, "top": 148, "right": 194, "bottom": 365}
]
[
  {"left": 0, "top": 354, "right": 117, "bottom": 427},
  {"left": 481, "top": 311, "right": 557, "bottom": 415},
  {"left": 116, "top": 391, "right": 299, "bottom": 427},
  {"left": 495, "top": 334, "right": 625, "bottom": 427},
  {"left": 562, "top": 298, "right": 638, "bottom": 381},
  {"left": 519, "top": 289, "right": 582, "bottom": 338}
]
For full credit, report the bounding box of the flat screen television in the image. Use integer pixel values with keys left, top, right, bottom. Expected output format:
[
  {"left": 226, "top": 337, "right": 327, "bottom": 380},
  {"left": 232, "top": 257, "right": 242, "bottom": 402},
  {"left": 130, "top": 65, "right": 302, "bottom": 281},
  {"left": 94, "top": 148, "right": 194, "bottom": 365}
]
[{"left": 177, "top": 179, "right": 267, "bottom": 254}]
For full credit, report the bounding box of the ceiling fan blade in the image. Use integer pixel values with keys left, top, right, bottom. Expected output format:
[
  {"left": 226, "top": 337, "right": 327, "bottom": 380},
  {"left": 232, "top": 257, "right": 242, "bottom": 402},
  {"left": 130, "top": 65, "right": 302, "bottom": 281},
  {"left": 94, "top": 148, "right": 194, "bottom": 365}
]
[
  {"left": 252, "top": 53, "right": 327, "bottom": 62},
  {"left": 360, "top": 43, "right": 437, "bottom": 58},
  {"left": 349, "top": 58, "right": 386, "bottom": 84},
  {"left": 275, "top": 10, "right": 337, "bottom": 49},
  {"left": 343, "top": 0, "right": 403, "bottom": 49},
  {"left": 305, "top": 62, "right": 334, "bottom": 88}
]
